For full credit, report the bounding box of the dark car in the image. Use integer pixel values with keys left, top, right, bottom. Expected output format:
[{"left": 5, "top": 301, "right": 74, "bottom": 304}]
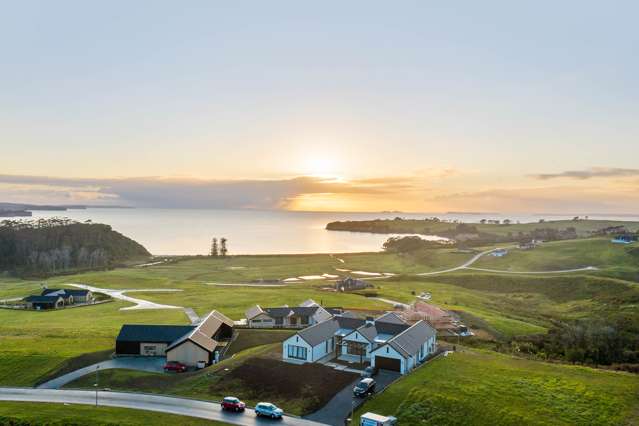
[
  {"left": 221, "top": 396, "right": 246, "bottom": 412},
  {"left": 353, "top": 378, "right": 376, "bottom": 397},
  {"left": 163, "top": 361, "right": 187, "bottom": 373},
  {"left": 360, "top": 366, "right": 379, "bottom": 378}
]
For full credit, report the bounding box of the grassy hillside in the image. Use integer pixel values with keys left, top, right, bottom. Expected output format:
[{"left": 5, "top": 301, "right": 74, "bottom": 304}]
[
  {"left": 474, "top": 238, "right": 639, "bottom": 281},
  {"left": 0, "top": 402, "right": 230, "bottom": 425},
  {"left": 373, "top": 273, "right": 639, "bottom": 338},
  {"left": 354, "top": 349, "right": 639, "bottom": 426}
]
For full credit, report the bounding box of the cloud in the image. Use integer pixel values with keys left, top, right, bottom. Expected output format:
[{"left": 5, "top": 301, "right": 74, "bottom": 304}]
[
  {"left": 0, "top": 174, "right": 423, "bottom": 209},
  {"left": 531, "top": 167, "right": 639, "bottom": 180}
]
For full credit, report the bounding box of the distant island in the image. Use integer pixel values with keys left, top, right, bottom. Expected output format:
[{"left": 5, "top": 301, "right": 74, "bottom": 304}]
[
  {"left": 326, "top": 217, "right": 639, "bottom": 246},
  {"left": 0, "top": 202, "right": 133, "bottom": 218},
  {"left": 0, "top": 218, "right": 150, "bottom": 277}
]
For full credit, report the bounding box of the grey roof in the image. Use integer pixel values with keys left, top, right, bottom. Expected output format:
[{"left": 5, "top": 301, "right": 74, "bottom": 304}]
[
  {"left": 264, "top": 306, "right": 319, "bottom": 318},
  {"left": 386, "top": 320, "right": 437, "bottom": 358},
  {"left": 297, "top": 314, "right": 365, "bottom": 346},
  {"left": 355, "top": 321, "right": 410, "bottom": 342},
  {"left": 375, "top": 312, "right": 406, "bottom": 325},
  {"left": 23, "top": 295, "right": 62, "bottom": 303},
  {"left": 336, "top": 315, "right": 366, "bottom": 330},
  {"left": 116, "top": 325, "right": 195, "bottom": 343}
]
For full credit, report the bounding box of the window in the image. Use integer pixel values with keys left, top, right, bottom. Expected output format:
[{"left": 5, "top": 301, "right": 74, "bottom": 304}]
[
  {"left": 347, "top": 341, "right": 366, "bottom": 356},
  {"left": 252, "top": 319, "right": 262, "bottom": 323},
  {"left": 301, "top": 316, "right": 309, "bottom": 325},
  {"left": 275, "top": 317, "right": 283, "bottom": 326},
  {"left": 287, "top": 345, "right": 307, "bottom": 360}
]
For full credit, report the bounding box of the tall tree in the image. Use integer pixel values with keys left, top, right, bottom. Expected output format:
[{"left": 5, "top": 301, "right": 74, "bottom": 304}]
[
  {"left": 210, "top": 238, "right": 218, "bottom": 257},
  {"left": 220, "top": 237, "right": 228, "bottom": 257}
]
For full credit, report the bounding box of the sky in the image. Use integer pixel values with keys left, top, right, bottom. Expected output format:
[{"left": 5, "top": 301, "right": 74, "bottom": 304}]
[{"left": 1, "top": 1, "right": 638, "bottom": 213}]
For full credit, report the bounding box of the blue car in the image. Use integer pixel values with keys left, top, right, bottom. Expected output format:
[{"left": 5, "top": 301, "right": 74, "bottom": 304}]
[{"left": 255, "top": 402, "right": 284, "bottom": 419}]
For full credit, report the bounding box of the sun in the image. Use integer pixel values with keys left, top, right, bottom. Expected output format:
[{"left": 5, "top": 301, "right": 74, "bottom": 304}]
[{"left": 304, "top": 157, "right": 339, "bottom": 178}]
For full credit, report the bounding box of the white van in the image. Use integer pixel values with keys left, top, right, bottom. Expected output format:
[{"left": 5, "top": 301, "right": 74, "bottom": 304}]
[{"left": 360, "top": 412, "right": 398, "bottom": 426}]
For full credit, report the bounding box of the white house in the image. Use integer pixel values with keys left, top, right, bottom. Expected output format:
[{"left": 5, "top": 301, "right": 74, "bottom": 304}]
[
  {"left": 369, "top": 321, "right": 437, "bottom": 374},
  {"left": 245, "top": 299, "right": 335, "bottom": 328},
  {"left": 283, "top": 311, "right": 437, "bottom": 374}
]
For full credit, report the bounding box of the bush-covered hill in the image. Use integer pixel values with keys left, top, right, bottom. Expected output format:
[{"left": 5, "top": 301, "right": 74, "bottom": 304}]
[{"left": 0, "top": 218, "right": 150, "bottom": 276}]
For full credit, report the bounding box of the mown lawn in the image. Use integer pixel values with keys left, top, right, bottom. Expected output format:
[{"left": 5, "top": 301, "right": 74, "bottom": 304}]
[
  {"left": 0, "top": 302, "right": 188, "bottom": 386},
  {"left": 354, "top": 349, "right": 639, "bottom": 426},
  {"left": 0, "top": 402, "right": 230, "bottom": 425}
]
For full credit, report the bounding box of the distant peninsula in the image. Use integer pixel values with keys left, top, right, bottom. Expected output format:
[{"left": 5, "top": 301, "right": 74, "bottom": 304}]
[
  {"left": 326, "top": 217, "right": 639, "bottom": 246},
  {"left": 0, "top": 218, "right": 150, "bottom": 276},
  {"left": 0, "top": 202, "right": 133, "bottom": 218}
]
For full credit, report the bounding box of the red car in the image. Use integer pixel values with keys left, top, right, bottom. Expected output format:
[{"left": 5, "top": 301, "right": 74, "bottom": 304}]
[
  {"left": 221, "top": 396, "right": 246, "bottom": 412},
  {"left": 163, "top": 361, "right": 187, "bottom": 373}
]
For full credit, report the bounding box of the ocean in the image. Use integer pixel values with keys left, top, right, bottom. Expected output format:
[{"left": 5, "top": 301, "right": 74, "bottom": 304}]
[{"left": 8, "top": 208, "right": 637, "bottom": 256}]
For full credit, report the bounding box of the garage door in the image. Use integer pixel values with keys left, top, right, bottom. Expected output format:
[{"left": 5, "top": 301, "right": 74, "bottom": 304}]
[{"left": 375, "top": 356, "right": 401, "bottom": 372}]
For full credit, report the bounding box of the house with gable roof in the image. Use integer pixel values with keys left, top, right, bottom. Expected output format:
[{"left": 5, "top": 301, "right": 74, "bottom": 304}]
[{"left": 282, "top": 311, "right": 436, "bottom": 374}]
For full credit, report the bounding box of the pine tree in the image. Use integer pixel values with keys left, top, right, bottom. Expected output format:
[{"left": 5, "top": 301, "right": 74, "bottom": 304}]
[
  {"left": 210, "top": 238, "right": 218, "bottom": 257},
  {"left": 220, "top": 237, "right": 228, "bottom": 257}
]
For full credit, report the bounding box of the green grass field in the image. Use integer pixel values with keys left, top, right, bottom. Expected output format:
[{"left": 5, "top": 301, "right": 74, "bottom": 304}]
[
  {"left": 354, "top": 349, "right": 639, "bottom": 426},
  {"left": 0, "top": 302, "right": 188, "bottom": 386},
  {"left": 0, "top": 402, "right": 230, "bottom": 425},
  {"left": 474, "top": 238, "right": 639, "bottom": 281}
]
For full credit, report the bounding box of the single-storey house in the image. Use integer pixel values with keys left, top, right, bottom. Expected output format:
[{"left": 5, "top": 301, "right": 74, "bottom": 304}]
[
  {"left": 282, "top": 311, "right": 437, "bottom": 374},
  {"left": 612, "top": 234, "right": 638, "bottom": 244},
  {"left": 116, "top": 310, "right": 234, "bottom": 367},
  {"left": 42, "top": 288, "right": 93, "bottom": 303},
  {"left": 369, "top": 320, "right": 437, "bottom": 374},
  {"left": 491, "top": 248, "right": 508, "bottom": 257},
  {"left": 23, "top": 295, "right": 64, "bottom": 310},
  {"left": 335, "top": 277, "right": 372, "bottom": 292},
  {"left": 245, "top": 299, "right": 334, "bottom": 328}
]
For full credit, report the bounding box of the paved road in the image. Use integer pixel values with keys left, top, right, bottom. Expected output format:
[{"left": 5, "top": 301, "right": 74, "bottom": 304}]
[
  {"left": 68, "top": 284, "right": 183, "bottom": 310},
  {"left": 465, "top": 266, "right": 598, "bottom": 274},
  {"left": 38, "top": 357, "right": 166, "bottom": 389},
  {"left": 304, "top": 371, "right": 400, "bottom": 426},
  {"left": 416, "top": 248, "right": 501, "bottom": 276},
  {"left": 184, "top": 307, "right": 201, "bottom": 323},
  {"left": 0, "top": 388, "right": 326, "bottom": 426}
]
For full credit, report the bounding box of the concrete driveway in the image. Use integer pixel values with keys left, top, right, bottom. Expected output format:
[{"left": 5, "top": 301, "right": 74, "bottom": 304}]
[
  {"left": 38, "top": 357, "right": 166, "bottom": 389},
  {"left": 304, "top": 370, "right": 400, "bottom": 426}
]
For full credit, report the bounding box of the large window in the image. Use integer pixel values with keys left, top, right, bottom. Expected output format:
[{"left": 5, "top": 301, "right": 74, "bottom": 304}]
[
  {"left": 346, "top": 341, "right": 366, "bottom": 356},
  {"left": 287, "top": 345, "right": 307, "bottom": 360}
]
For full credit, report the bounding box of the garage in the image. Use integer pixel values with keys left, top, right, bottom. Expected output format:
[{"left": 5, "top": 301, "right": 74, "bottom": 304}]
[{"left": 374, "top": 356, "right": 401, "bottom": 372}]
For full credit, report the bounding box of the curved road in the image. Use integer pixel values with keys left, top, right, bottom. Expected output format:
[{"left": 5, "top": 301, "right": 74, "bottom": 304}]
[{"left": 0, "top": 388, "right": 326, "bottom": 426}]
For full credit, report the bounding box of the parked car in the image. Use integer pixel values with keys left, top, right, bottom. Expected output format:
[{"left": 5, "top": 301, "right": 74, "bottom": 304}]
[
  {"left": 163, "top": 361, "right": 187, "bottom": 373},
  {"left": 221, "top": 396, "right": 245, "bottom": 412},
  {"left": 255, "top": 402, "right": 284, "bottom": 419},
  {"left": 353, "top": 378, "right": 376, "bottom": 397},
  {"left": 361, "top": 366, "right": 379, "bottom": 378}
]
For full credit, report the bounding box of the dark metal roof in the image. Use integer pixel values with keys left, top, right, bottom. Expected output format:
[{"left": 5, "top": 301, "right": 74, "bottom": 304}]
[
  {"left": 264, "top": 306, "right": 319, "bottom": 318},
  {"left": 387, "top": 321, "right": 437, "bottom": 358},
  {"left": 116, "top": 325, "right": 195, "bottom": 343},
  {"left": 42, "top": 288, "right": 90, "bottom": 297},
  {"left": 355, "top": 321, "right": 410, "bottom": 342},
  {"left": 23, "top": 295, "right": 62, "bottom": 303}
]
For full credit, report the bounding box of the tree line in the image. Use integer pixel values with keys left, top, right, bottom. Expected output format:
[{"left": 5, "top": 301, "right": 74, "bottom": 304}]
[{"left": 0, "top": 218, "right": 150, "bottom": 276}]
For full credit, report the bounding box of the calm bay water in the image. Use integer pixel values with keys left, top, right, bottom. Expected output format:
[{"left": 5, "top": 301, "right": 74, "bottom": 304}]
[{"left": 14, "top": 209, "right": 639, "bottom": 256}]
